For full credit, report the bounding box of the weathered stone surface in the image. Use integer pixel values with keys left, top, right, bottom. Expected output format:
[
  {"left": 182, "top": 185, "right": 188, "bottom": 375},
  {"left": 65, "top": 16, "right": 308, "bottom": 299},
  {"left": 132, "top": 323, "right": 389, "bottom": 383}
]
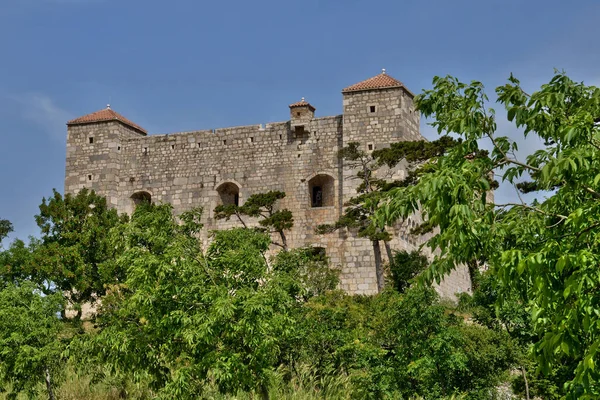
[{"left": 64, "top": 75, "right": 472, "bottom": 299}]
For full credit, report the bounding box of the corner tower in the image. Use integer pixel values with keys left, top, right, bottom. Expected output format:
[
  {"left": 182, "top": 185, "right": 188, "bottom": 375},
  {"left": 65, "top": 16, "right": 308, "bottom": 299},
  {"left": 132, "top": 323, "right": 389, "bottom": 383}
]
[
  {"left": 341, "top": 70, "right": 421, "bottom": 202},
  {"left": 65, "top": 105, "right": 146, "bottom": 206},
  {"left": 341, "top": 69, "right": 420, "bottom": 146}
]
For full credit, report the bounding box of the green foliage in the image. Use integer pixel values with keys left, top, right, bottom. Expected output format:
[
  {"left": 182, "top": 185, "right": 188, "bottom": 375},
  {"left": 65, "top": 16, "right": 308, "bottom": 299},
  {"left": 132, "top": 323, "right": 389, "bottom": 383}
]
[
  {"left": 214, "top": 190, "right": 293, "bottom": 250},
  {"left": 0, "top": 281, "right": 65, "bottom": 399},
  {"left": 0, "top": 220, "right": 12, "bottom": 245},
  {"left": 30, "top": 189, "right": 127, "bottom": 314},
  {"left": 77, "top": 204, "right": 301, "bottom": 399},
  {"left": 373, "top": 135, "right": 461, "bottom": 168},
  {"left": 295, "top": 287, "right": 517, "bottom": 399},
  {"left": 272, "top": 247, "right": 339, "bottom": 300},
  {"left": 388, "top": 250, "right": 428, "bottom": 293},
  {"left": 378, "top": 72, "right": 600, "bottom": 397}
]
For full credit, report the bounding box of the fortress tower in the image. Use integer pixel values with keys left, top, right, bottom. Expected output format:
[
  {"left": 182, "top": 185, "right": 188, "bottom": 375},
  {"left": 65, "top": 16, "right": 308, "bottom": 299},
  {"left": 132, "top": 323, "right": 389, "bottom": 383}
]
[{"left": 64, "top": 71, "right": 472, "bottom": 297}]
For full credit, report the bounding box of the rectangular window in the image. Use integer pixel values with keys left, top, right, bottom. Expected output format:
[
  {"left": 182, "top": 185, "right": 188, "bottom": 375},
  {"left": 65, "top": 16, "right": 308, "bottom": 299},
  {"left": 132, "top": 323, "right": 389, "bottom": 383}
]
[
  {"left": 88, "top": 175, "right": 92, "bottom": 181},
  {"left": 312, "top": 186, "right": 323, "bottom": 207},
  {"left": 249, "top": 137, "right": 254, "bottom": 143},
  {"left": 89, "top": 137, "right": 94, "bottom": 144},
  {"left": 370, "top": 105, "right": 376, "bottom": 113},
  {"left": 368, "top": 143, "right": 374, "bottom": 151},
  {"left": 223, "top": 140, "right": 227, "bottom": 145}
]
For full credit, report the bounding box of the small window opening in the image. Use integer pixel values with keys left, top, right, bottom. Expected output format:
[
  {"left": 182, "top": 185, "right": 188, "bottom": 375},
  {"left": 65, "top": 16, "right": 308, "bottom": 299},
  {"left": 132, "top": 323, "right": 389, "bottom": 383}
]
[
  {"left": 368, "top": 143, "right": 374, "bottom": 151},
  {"left": 312, "top": 186, "right": 323, "bottom": 207},
  {"left": 279, "top": 134, "right": 282, "bottom": 140},
  {"left": 309, "top": 247, "right": 327, "bottom": 259},
  {"left": 143, "top": 147, "right": 148, "bottom": 154},
  {"left": 249, "top": 137, "right": 254, "bottom": 143},
  {"left": 298, "top": 154, "right": 301, "bottom": 158},
  {"left": 216, "top": 182, "right": 240, "bottom": 206},
  {"left": 198, "top": 143, "right": 201, "bottom": 148},
  {"left": 88, "top": 174, "right": 92, "bottom": 181},
  {"left": 131, "top": 191, "right": 152, "bottom": 209},
  {"left": 223, "top": 140, "right": 227, "bottom": 145},
  {"left": 89, "top": 137, "right": 94, "bottom": 144},
  {"left": 308, "top": 174, "right": 334, "bottom": 208},
  {"left": 117, "top": 146, "right": 121, "bottom": 151},
  {"left": 370, "top": 105, "right": 376, "bottom": 113},
  {"left": 296, "top": 112, "right": 301, "bottom": 117},
  {"left": 171, "top": 144, "right": 175, "bottom": 150}
]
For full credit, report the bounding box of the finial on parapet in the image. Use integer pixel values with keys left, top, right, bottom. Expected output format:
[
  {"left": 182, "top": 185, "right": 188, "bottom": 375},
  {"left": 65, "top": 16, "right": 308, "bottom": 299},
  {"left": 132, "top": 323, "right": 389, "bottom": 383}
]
[
  {"left": 382, "top": 68, "right": 386, "bottom": 74},
  {"left": 301, "top": 97, "right": 305, "bottom": 101},
  {"left": 106, "top": 104, "right": 111, "bottom": 110}
]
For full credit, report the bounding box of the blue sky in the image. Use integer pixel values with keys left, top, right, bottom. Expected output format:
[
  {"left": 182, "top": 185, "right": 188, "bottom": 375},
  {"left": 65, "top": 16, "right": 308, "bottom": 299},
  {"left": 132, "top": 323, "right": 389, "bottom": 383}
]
[{"left": 1, "top": 0, "right": 599, "bottom": 243}]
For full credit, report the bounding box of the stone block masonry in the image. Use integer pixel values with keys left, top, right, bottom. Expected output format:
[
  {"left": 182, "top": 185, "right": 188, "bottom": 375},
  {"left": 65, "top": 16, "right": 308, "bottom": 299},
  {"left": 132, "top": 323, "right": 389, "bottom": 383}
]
[{"left": 64, "top": 71, "right": 472, "bottom": 300}]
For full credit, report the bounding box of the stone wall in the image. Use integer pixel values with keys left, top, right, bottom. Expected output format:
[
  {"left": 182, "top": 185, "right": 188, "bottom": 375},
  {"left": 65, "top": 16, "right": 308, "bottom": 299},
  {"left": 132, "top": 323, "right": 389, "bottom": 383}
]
[{"left": 64, "top": 84, "right": 472, "bottom": 299}]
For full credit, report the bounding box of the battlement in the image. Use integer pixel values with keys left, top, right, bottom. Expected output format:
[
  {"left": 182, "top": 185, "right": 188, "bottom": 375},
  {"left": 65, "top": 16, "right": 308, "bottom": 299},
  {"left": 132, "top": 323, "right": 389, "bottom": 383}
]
[{"left": 63, "top": 71, "right": 471, "bottom": 299}]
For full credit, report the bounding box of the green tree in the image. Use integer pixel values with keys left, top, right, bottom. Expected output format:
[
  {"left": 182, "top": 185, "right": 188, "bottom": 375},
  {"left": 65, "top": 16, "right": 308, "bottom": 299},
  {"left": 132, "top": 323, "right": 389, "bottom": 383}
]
[
  {"left": 215, "top": 190, "right": 294, "bottom": 251},
  {"left": 79, "top": 203, "right": 301, "bottom": 399},
  {"left": 34, "top": 188, "right": 126, "bottom": 318},
  {"left": 377, "top": 72, "right": 600, "bottom": 397},
  {"left": 0, "top": 219, "right": 12, "bottom": 245},
  {"left": 388, "top": 250, "right": 428, "bottom": 293},
  {"left": 0, "top": 281, "right": 65, "bottom": 400}
]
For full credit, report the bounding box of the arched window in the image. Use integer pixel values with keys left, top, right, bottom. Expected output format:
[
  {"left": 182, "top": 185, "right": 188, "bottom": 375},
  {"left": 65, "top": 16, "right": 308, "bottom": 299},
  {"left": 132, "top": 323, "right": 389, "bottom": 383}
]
[
  {"left": 131, "top": 191, "right": 151, "bottom": 208},
  {"left": 216, "top": 182, "right": 240, "bottom": 206},
  {"left": 308, "top": 174, "right": 334, "bottom": 207}
]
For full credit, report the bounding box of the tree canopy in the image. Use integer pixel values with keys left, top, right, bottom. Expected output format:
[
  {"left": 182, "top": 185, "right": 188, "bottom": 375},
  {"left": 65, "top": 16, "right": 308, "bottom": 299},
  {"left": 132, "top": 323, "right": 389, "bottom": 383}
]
[{"left": 377, "top": 72, "right": 600, "bottom": 397}]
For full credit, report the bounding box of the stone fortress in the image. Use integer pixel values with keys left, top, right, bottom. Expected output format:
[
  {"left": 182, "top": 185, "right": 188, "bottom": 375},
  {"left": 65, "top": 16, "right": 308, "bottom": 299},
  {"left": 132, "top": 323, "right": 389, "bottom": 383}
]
[{"left": 64, "top": 70, "right": 471, "bottom": 298}]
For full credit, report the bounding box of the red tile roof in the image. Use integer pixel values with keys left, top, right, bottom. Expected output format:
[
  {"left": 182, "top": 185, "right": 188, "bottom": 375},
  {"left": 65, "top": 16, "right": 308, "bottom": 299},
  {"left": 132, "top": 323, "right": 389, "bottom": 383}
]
[
  {"left": 67, "top": 106, "right": 147, "bottom": 134},
  {"left": 289, "top": 98, "right": 316, "bottom": 112},
  {"left": 343, "top": 70, "right": 412, "bottom": 95}
]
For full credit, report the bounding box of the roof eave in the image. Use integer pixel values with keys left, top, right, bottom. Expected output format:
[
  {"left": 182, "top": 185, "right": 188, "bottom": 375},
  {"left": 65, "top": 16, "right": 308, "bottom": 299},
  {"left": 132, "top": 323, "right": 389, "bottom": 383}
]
[
  {"left": 289, "top": 104, "right": 316, "bottom": 112},
  {"left": 342, "top": 85, "right": 415, "bottom": 97},
  {"left": 67, "top": 119, "right": 148, "bottom": 135}
]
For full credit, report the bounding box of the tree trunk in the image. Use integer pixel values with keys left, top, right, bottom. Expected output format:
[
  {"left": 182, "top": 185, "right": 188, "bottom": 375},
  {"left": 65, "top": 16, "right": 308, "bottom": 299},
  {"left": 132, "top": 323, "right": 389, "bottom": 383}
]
[
  {"left": 259, "top": 383, "right": 270, "bottom": 400},
  {"left": 279, "top": 230, "right": 288, "bottom": 252},
  {"left": 373, "top": 240, "right": 384, "bottom": 293},
  {"left": 44, "top": 367, "right": 56, "bottom": 400},
  {"left": 522, "top": 366, "right": 530, "bottom": 400},
  {"left": 384, "top": 240, "right": 394, "bottom": 268}
]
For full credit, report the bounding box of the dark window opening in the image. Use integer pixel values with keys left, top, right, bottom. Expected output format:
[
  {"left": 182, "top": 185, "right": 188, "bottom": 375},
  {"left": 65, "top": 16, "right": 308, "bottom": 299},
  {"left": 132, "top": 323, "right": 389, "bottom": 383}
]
[
  {"left": 370, "top": 105, "right": 376, "bottom": 113},
  {"left": 309, "top": 246, "right": 327, "bottom": 259},
  {"left": 295, "top": 126, "right": 306, "bottom": 135},
  {"left": 296, "top": 112, "right": 301, "bottom": 117},
  {"left": 308, "top": 174, "right": 334, "bottom": 208},
  {"left": 368, "top": 143, "right": 373, "bottom": 151},
  {"left": 143, "top": 147, "right": 148, "bottom": 154},
  {"left": 298, "top": 154, "right": 301, "bottom": 158},
  {"left": 217, "top": 182, "right": 240, "bottom": 206},
  {"left": 223, "top": 140, "right": 227, "bottom": 145},
  {"left": 249, "top": 137, "right": 254, "bottom": 143},
  {"left": 198, "top": 143, "right": 201, "bottom": 148},
  {"left": 88, "top": 175, "right": 92, "bottom": 181},
  {"left": 171, "top": 144, "right": 175, "bottom": 150},
  {"left": 89, "top": 137, "right": 94, "bottom": 144},
  {"left": 131, "top": 191, "right": 152, "bottom": 208},
  {"left": 117, "top": 146, "right": 121, "bottom": 151},
  {"left": 312, "top": 186, "right": 323, "bottom": 207},
  {"left": 279, "top": 134, "right": 282, "bottom": 140}
]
